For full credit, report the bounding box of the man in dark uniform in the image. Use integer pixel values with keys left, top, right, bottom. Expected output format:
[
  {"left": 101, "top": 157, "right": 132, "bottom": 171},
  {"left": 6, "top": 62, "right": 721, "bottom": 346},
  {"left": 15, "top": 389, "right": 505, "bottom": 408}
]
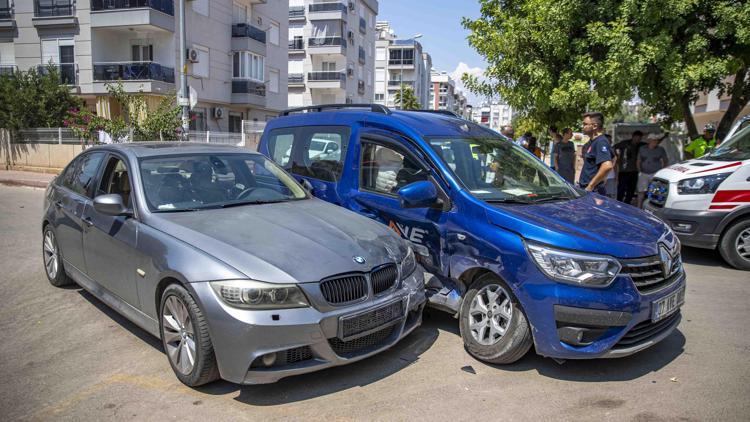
[
  {"left": 613, "top": 130, "right": 644, "bottom": 204},
  {"left": 578, "top": 112, "right": 614, "bottom": 194}
]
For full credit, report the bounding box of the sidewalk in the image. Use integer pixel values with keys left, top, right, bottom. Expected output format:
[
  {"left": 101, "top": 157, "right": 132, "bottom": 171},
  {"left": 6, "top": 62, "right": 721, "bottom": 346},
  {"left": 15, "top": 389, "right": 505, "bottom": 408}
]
[{"left": 0, "top": 170, "right": 57, "bottom": 189}]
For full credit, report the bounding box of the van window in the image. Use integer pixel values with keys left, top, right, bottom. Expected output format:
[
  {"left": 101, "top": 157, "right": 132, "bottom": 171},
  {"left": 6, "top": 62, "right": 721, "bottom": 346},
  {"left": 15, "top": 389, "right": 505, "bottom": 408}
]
[
  {"left": 360, "top": 142, "right": 428, "bottom": 195},
  {"left": 267, "top": 126, "right": 350, "bottom": 182}
]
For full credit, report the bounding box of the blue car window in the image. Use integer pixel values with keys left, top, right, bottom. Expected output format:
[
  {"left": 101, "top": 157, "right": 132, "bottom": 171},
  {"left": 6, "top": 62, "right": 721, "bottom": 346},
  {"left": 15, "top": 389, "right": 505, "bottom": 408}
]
[
  {"left": 360, "top": 141, "right": 428, "bottom": 195},
  {"left": 267, "top": 126, "right": 350, "bottom": 182}
]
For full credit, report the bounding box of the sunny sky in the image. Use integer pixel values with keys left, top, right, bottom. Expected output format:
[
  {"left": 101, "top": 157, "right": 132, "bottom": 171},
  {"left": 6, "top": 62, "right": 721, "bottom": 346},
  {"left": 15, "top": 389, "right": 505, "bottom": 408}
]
[{"left": 378, "top": 0, "right": 489, "bottom": 106}]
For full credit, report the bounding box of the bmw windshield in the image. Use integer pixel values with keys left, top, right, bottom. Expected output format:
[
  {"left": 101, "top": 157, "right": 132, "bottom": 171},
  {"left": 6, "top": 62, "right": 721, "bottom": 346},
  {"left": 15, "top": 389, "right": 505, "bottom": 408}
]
[
  {"left": 140, "top": 153, "right": 307, "bottom": 212},
  {"left": 428, "top": 137, "right": 579, "bottom": 203}
]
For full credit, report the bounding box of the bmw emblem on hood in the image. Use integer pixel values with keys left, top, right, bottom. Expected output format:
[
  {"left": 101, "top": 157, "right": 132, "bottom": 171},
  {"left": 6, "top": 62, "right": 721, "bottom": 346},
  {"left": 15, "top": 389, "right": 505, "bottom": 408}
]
[{"left": 353, "top": 256, "right": 366, "bottom": 264}]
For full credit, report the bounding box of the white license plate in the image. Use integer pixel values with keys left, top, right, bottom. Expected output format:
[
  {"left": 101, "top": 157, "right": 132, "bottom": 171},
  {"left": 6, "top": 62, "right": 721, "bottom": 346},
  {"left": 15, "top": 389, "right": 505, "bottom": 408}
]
[{"left": 651, "top": 287, "right": 685, "bottom": 322}]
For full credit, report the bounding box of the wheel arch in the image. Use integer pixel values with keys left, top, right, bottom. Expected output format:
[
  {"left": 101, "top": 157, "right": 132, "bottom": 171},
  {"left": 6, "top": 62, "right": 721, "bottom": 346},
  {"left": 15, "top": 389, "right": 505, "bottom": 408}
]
[{"left": 717, "top": 206, "right": 750, "bottom": 240}]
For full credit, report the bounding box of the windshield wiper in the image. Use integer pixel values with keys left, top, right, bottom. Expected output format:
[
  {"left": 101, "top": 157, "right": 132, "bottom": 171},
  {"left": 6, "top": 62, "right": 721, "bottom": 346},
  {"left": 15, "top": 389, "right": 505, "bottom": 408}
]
[
  {"left": 485, "top": 198, "right": 534, "bottom": 205},
  {"left": 531, "top": 194, "right": 573, "bottom": 203},
  {"left": 217, "top": 199, "right": 288, "bottom": 208}
]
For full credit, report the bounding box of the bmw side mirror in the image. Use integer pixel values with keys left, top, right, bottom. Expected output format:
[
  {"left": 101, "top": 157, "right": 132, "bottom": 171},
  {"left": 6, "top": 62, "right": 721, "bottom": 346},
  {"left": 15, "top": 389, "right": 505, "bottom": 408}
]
[
  {"left": 299, "top": 178, "right": 314, "bottom": 193},
  {"left": 398, "top": 181, "right": 440, "bottom": 209},
  {"left": 93, "top": 194, "right": 133, "bottom": 217}
]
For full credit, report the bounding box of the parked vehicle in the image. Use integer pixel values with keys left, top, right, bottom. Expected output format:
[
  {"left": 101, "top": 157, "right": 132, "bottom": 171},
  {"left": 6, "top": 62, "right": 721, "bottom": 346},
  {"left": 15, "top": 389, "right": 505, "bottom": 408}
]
[
  {"left": 645, "top": 124, "right": 750, "bottom": 270},
  {"left": 42, "top": 143, "right": 425, "bottom": 386},
  {"left": 259, "top": 104, "right": 686, "bottom": 364}
]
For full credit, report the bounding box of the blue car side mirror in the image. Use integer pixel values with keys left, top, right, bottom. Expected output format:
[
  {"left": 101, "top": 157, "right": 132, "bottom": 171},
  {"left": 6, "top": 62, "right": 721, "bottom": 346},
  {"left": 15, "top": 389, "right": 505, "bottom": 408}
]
[{"left": 397, "top": 181, "right": 440, "bottom": 209}]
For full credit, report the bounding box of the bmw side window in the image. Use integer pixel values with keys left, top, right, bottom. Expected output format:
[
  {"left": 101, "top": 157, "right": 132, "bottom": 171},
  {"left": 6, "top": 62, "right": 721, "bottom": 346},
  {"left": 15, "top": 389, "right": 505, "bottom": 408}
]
[
  {"left": 59, "top": 157, "right": 81, "bottom": 190},
  {"left": 62, "top": 152, "right": 105, "bottom": 197},
  {"left": 360, "top": 142, "right": 428, "bottom": 195},
  {"left": 98, "top": 157, "right": 132, "bottom": 208}
]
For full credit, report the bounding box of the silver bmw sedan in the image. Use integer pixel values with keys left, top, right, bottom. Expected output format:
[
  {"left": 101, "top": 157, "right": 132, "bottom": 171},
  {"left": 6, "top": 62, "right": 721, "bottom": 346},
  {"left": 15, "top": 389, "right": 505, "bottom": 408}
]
[{"left": 41, "top": 143, "right": 425, "bottom": 387}]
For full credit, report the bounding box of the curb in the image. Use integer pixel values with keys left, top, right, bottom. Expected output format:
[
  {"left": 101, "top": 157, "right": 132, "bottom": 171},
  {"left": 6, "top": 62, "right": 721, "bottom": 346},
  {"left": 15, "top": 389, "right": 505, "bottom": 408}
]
[{"left": 0, "top": 179, "right": 50, "bottom": 189}]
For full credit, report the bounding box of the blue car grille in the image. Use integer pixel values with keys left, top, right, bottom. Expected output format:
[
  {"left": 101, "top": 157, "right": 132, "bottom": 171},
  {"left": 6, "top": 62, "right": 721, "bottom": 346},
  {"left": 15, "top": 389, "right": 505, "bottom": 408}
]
[
  {"left": 620, "top": 255, "right": 682, "bottom": 294},
  {"left": 647, "top": 178, "right": 669, "bottom": 207},
  {"left": 371, "top": 264, "right": 398, "bottom": 295},
  {"left": 613, "top": 310, "right": 681, "bottom": 348}
]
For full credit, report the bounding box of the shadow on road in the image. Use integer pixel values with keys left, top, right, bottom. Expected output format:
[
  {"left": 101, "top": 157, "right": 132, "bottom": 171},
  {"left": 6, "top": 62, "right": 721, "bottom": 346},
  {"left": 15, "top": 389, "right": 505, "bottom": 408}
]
[{"left": 680, "top": 246, "right": 732, "bottom": 269}]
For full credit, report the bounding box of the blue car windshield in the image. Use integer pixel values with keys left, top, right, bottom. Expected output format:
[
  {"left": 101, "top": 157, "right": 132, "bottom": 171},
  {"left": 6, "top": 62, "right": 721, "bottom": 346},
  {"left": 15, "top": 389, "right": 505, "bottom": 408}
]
[
  {"left": 428, "top": 137, "right": 578, "bottom": 203},
  {"left": 140, "top": 153, "right": 307, "bottom": 212}
]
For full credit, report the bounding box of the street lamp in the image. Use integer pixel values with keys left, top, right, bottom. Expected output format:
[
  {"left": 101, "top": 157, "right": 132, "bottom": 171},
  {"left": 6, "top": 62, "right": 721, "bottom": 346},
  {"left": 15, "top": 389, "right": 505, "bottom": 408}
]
[{"left": 399, "top": 34, "right": 422, "bottom": 110}]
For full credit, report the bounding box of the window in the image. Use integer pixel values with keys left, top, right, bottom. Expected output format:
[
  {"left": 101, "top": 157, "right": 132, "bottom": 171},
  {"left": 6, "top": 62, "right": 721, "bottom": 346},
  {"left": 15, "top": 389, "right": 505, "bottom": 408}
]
[
  {"left": 229, "top": 113, "right": 242, "bottom": 133},
  {"left": 375, "top": 93, "right": 384, "bottom": 101},
  {"left": 131, "top": 42, "right": 153, "bottom": 62},
  {"left": 60, "top": 152, "right": 105, "bottom": 198},
  {"left": 192, "top": 45, "right": 209, "bottom": 78},
  {"left": 376, "top": 47, "right": 386, "bottom": 61},
  {"left": 267, "top": 126, "right": 351, "bottom": 182},
  {"left": 269, "top": 68, "right": 279, "bottom": 93},
  {"left": 321, "top": 61, "right": 336, "bottom": 71},
  {"left": 232, "top": 51, "right": 264, "bottom": 81},
  {"left": 360, "top": 142, "right": 427, "bottom": 195},
  {"left": 190, "top": 108, "right": 207, "bottom": 131},
  {"left": 269, "top": 21, "right": 280, "bottom": 45},
  {"left": 98, "top": 157, "right": 132, "bottom": 208},
  {"left": 232, "top": 3, "right": 247, "bottom": 24}
]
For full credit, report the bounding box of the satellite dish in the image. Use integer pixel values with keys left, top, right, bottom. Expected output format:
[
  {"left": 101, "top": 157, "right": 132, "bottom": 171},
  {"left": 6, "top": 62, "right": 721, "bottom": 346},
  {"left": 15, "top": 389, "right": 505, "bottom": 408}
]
[{"left": 189, "top": 86, "right": 198, "bottom": 109}]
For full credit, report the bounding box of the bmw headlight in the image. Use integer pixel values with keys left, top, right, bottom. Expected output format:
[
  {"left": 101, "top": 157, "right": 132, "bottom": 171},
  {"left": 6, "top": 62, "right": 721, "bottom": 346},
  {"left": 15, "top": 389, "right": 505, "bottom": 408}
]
[
  {"left": 677, "top": 172, "right": 731, "bottom": 195},
  {"left": 527, "top": 242, "right": 621, "bottom": 287},
  {"left": 209, "top": 280, "right": 309, "bottom": 309},
  {"left": 400, "top": 246, "right": 417, "bottom": 280}
]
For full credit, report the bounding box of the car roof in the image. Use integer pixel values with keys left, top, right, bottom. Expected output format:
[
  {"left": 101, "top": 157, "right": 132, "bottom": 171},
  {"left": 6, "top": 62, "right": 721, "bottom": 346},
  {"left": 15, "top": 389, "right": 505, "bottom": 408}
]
[
  {"left": 86, "top": 142, "right": 260, "bottom": 158},
  {"left": 266, "top": 109, "right": 502, "bottom": 140}
]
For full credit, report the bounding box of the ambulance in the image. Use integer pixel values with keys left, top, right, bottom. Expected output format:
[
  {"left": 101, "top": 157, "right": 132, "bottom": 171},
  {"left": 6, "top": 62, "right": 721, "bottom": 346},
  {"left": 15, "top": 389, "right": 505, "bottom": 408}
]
[{"left": 645, "top": 120, "right": 750, "bottom": 270}]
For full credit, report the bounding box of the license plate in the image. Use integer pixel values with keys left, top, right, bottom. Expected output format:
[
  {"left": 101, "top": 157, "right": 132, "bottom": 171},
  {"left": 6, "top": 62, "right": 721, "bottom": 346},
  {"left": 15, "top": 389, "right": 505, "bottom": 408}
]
[
  {"left": 651, "top": 287, "right": 685, "bottom": 322},
  {"left": 339, "top": 300, "right": 404, "bottom": 340}
]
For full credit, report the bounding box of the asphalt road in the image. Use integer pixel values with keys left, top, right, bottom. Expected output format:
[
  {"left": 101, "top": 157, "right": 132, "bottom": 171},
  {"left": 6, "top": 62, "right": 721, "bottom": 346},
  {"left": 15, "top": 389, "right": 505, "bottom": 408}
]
[{"left": 1, "top": 185, "right": 749, "bottom": 421}]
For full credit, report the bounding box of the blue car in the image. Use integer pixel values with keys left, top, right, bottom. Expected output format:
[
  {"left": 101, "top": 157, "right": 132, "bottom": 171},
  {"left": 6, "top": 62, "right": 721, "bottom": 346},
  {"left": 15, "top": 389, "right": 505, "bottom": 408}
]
[{"left": 258, "top": 104, "right": 685, "bottom": 363}]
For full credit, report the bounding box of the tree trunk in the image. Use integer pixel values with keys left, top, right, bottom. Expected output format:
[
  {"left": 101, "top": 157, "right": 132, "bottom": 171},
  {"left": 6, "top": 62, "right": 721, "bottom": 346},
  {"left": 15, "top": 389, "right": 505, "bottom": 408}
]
[
  {"left": 716, "top": 68, "right": 750, "bottom": 141},
  {"left": 681, "top": 93, "right": 698, "bottom": 139}
]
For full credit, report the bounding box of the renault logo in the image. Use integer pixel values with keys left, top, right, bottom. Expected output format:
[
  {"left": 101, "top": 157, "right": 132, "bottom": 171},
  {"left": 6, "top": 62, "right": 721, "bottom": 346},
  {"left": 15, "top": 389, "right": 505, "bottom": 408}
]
[
  {"left": 659, "top": 245, "right": 673, "bottom": 277},
  {"left": 353, "top": 256, "right": 366, "bottom": 264}
]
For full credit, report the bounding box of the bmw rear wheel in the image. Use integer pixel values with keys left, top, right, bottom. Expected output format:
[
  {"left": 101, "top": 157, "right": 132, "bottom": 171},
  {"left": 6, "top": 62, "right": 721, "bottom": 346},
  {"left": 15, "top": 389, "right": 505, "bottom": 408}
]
[
  {"left": 459, "top": 273, "right": 532, "bottom": 364},
  {"left": 42, "top": 226, "right": 73, "bottom": 287}
]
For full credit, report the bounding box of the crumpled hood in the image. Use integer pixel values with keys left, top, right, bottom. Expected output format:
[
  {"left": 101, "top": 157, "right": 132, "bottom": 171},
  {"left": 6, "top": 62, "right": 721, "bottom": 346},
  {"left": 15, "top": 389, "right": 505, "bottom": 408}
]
[
  {"left": 486, "top": 194, "right": 668, "bottom": 258},
  {"left": 147, "top": 198, "right": 405, "bottom": 283}
]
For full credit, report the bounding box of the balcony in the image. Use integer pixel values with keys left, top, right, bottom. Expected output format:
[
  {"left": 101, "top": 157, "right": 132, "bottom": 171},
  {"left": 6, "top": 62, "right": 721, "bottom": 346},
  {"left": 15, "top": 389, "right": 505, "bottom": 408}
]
[
  {"left": 359, "top": 17, "right": 366, "bottom": 34},
  {"left": 33, "top": 1, "right": 77, "bottom": 27},
  {"left": 357, "top": 80, "right": 365, "bottom": 95},
  {"left": 37, "top": 64, "right": 77, "bottom": 86},
  {"left": 288, "top": 38, "right": 305, "bottom": 52},
  {"left": 358, "top": 47, "right": 365, "bottom": 65},
  {"left": 231, "top": 79, "right": 266, "bottom": 107},
  {"left": 307, "top": 37, "right": 346, "bottom": 55},
  {"left": 308, "top": 2, "right": 346, "bottom": 20},
  {"left": 387, "top": 80, "right": 415, "bottom": 89},
  {"left": 0, "top": 2, "right": 13, "bottom": 35},
  {"left": 388, "top": 58, "right": 415, "bottom": 68},
  {"left": 0, "top": 65, "right": 16, "bottom": 76},
  {"left": 308, "top": 71, "right": 346, "bottom": 89},
  {"left": 289, "top": 6, "right": 305, "bottom": 20},
  {"left": 93, "top": 61, "right": 175, "bottom": 94},
  {"left": 288, "top": 73, "right": 304, "bottom": 86},
  {"left": 90, "top": 0, "right": 174, "bottom": 32},
  {"left": 232, "top": 23, "right": 266, "bottom": 55}
]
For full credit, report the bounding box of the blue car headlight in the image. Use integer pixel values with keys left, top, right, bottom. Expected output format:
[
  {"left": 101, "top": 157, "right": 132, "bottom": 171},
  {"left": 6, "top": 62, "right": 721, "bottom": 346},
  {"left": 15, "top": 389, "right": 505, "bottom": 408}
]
[
  {"left": 210, "top": 280, "right": 309, "bottom": 309},
  {"left": 527, "top": 242, "right": 621, "bottom": 287},
  {"left": 677, "top": 172, "right": 731, "bottom": 195}
]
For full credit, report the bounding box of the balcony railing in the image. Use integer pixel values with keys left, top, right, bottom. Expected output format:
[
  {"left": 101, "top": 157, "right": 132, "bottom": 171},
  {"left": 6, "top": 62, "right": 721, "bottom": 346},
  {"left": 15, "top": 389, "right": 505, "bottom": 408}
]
[
  {"left": 232, "top": 23, "right": 266, "bottom": 44},
  {"left": 91, "top": 0, "right": 174, "bottom": 15},
  {"left": 308, "top": 37, "right": 346, "bottom": 49},
  {"left": 358, "top": 47, "right": 365, "bottom": 64},
  {"left": 37, "top": 64, "right": 77, "bottom": 85},
  {"left": 0, "top": 65, "right": 17, "bottom": 76},
  {"left": 289, "top": 6, "right": 305, "bottom": 18},
  {"left": 93, "top": 62, "right": 175, "bottom": 83},
  {"left": 388, "top": 59, "right": 414, "bottom": 66},
  {"left": 0, "top": 5, "right": 11, "bottom": 19},
  {"left": 34, "top": 0, "right": 74, "bottom": 17},
  {"left": 388, "top": 80, "right": 414, "bottom": 86},
  {"left": 359, "top": 17, "right": 366, "bottom": 33},
  {"left": 232, "top": 79, "right": 266, "bottom": 96},
  {"left": 288, "top": 73, "right": 304, "bottom": 84},
  {"left": 309, "top": 2, "right": 346, "bottom": 13},
  {"left": 308, "top": 71, "right": 345, "bottom": 82},
  {"left": 289, "top": 38, "right": 304, "bottom": 50}
]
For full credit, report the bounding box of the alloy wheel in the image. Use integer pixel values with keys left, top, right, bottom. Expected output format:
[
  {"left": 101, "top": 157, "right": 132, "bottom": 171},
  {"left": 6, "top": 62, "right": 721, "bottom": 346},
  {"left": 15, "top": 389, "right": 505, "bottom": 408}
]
[
  {"left": 162, "top": 295, "right": 196, "bottom": 375},
  {"left": 736, "top": 227, "right": 750, "bottom": 262},
  {"left": 43, "top": 230, "right": 58, "bottom": 279},
  {"left": 468, "top": 284, "right": 513, "bottom": 346}
]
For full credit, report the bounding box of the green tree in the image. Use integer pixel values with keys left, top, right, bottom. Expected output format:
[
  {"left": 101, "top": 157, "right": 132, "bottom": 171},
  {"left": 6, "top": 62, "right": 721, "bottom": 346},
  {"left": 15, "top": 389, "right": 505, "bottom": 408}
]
[
  {"left": 462, "top": 0, "right": 750, "bottom": 138},
  {"left": 0, "top": 65, "right": 82, "bottom": 134},
  {"left": 393, "top": 85, "right": 421, "bottom": 110}
]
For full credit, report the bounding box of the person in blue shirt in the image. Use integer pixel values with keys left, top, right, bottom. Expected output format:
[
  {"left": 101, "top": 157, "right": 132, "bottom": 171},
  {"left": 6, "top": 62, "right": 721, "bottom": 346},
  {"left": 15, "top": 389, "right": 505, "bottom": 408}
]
[{"left": 578, "top": 112, "right": 614, "bottom": 194}]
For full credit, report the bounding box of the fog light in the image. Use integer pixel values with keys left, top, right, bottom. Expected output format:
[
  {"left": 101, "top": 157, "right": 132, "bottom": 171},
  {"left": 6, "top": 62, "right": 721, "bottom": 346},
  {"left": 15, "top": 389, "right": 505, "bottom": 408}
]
[
  {"left": 261, "top": 352, "right": 277, "bottom": 367},
  {"left": 672, "top": 222, "right": 693, "bottom": 232}
]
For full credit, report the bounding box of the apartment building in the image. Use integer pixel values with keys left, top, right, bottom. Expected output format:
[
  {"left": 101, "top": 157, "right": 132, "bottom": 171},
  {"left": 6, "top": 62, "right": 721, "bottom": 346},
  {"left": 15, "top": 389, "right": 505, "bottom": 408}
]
[
  {"left": 287, "top": 0, "right": 378, "bottom": 107},
  {"left": 691, "top": 75, "right": 750, "bottom": 134},
  {"left": 473, "top": 100, "right": 514, "bottom": 131},
  {"left": 372, "top": 21, "right": 431, "bottom": 109},
  {"left": 0, "top": 0, "right": 288, "bottom": 132},
  {"left": 429, "top": 70, "right": 455, "bottom": 112}
]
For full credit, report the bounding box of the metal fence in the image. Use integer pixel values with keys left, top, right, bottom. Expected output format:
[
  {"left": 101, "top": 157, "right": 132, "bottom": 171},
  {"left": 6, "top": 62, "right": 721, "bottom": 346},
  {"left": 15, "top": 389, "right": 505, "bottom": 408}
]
[
  {"left": 15, "top": 128, "right": 85, "bottom": 144},
  {"left": 187, "top": 131, "right": 244, "bottom": 147}
]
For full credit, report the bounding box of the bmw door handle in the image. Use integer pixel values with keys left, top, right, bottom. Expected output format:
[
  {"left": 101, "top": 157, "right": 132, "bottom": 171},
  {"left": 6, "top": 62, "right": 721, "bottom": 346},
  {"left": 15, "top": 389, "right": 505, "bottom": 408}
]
[
  {"left": 53, "top": 201, "right": 62, "bottom": 209},
  {"left": 82, "top": 217, "right": 94, "bottom": 227}
]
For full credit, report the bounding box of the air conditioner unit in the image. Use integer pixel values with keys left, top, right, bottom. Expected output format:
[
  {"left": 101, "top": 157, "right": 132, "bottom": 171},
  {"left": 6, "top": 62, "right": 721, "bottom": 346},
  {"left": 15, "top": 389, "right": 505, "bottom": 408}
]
[
  {"left": 212, "top": 107, "right": 225, "bottom": 119},
  {"left": 188, "top": 48, "right": 199, "bottom": 63}
]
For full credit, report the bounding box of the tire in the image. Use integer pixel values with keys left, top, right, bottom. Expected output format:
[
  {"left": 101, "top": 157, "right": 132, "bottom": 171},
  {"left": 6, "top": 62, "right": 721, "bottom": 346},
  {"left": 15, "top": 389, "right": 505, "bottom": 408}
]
[
  {"left": 42, "top": 226, "right": 74, "bottom": 287},
  {"left": 718, "top": 219, "right": 750, "bottom": 271},
  {"left": 159, "top": 284, "right": 220, "bottom": 387},
  {"left": 459, "top": 273, "right": 533, "bottom": 364}
]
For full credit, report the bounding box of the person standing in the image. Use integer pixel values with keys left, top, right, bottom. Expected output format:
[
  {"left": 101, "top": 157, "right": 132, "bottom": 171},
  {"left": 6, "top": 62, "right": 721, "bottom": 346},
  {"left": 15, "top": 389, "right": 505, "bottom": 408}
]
[
  {"left": 555, "top": 128, "right": 576, "bottom": 183},
  {"left": 516, "top": 131, "right": 531, "bottom": 148},
  {"left": 548, "top": 126, "right": 562, "bottom": 170},
  {"left": 613, "top": 130, "right": 644, "bottom": 204},
  {"left": 500, "top": 125, "right": 515, "bottom": 141},
  {"left": 527, "top": 136, "right": 542, "bottom": 158},
  {"left": 636, "top": 133, "right": 669, "bottom": 208},
  {"left": 578, "top": 112, "right": 614, "bottom": 194},
  {"left": 684, "top": 124, "right": 717, "bottom": 159}
]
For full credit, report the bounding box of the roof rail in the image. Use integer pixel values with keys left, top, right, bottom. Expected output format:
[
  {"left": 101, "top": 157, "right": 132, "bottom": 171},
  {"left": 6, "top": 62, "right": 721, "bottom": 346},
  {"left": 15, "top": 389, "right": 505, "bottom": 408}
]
[
  {"left": 281, "top": 103, "right": 391, "bottom": 116},
  {"left": 407, "top": 109, "right": 461, "bottom": 118}
]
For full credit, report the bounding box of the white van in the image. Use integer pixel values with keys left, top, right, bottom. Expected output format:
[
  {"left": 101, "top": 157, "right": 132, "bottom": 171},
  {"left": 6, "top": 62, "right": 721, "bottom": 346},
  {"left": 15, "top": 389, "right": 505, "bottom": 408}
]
[{"left": 645, "top": 121, "right": 750, "bottom": 270}]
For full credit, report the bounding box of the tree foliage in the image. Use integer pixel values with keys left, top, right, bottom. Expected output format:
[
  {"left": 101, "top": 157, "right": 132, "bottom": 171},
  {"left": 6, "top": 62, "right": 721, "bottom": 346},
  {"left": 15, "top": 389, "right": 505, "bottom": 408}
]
[
  {"left": 462, "top": 0, "right": 750, "bottom": 138},
  {"left": 0, "top": 65, "right": 82, "bottom": 134},
  {"left": 393, "top": 85, "right": 421, "bottom": 110}
]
